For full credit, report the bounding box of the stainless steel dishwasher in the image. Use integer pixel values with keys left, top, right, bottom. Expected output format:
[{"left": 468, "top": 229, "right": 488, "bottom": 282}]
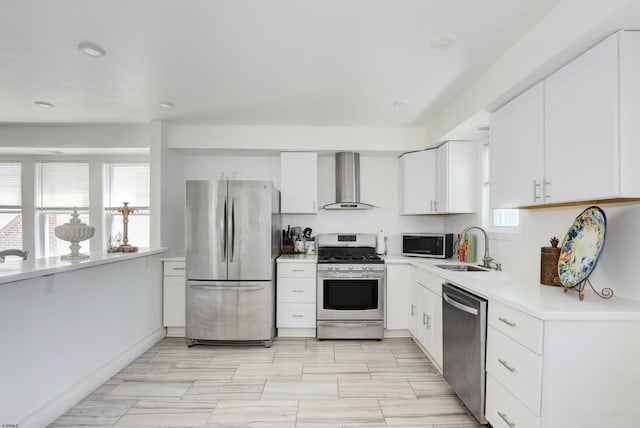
[{"left": 442, "top": 282, "right": 487, "bottom": 424}]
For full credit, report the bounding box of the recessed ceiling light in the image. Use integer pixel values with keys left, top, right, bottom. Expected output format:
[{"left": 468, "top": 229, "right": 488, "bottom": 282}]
[
  {"left": 393, "top": 100, "right": 410, "bottom": 108},
  {"left": 159, "top": 101, "right": 174, "bottom": 109},
  {"left": 77, "top": 42, "right": 106, "bottom": 57},
  {"left": 35, "top": 101, "right": 55, "bottom": 109},
  {"left": 430, "top": 33, "right": 456, "bottom": 50}
]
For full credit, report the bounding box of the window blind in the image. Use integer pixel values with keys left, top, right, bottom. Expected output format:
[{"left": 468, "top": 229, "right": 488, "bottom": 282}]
[
  {"left": 36, "top": 162, "right": 89, "bottom": 208},
  {"left": 0, "top": 163, "right": 21, "bottom": 207},
  {"left": 104, "top": 164, "right": 150, "bottom": 208}
]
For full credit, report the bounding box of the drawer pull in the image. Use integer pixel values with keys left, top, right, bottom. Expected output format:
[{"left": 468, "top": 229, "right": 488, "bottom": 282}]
[
  {"left": 292, "top": 314, "right": 304, "bottom": 318},
  {"left": 171, "top": 267, "right": 185, "bottom": 270},
  {"left": 498, "top": 358, "right": 516, "bottom": 373},
  {"left": 292, "top": 269, "right": 305, "bottom": 272},
  {"left": 292, "top": 289, "right": 304, "bottom": 293},
  {"left": 498, "top": 317, "right": 516, "bottom": 327},
  {"left": 497, "top": 411, "right": 516, "bottom": 428}
]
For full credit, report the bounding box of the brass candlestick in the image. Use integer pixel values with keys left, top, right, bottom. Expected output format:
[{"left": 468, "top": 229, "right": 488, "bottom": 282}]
[{"left": 113, "top": 202, "right": 138, "bottom": 252}]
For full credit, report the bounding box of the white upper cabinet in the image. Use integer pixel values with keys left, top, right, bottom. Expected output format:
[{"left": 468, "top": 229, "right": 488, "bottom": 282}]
[
  {"left": 491, "top": 30, "right": 640, "bottom": 208},
  {"left": 490, "top": 82, "right": 545, "bottom": 208},
  {"left": 280, "top": 152, "right": 318, "bottom": 214},
  {"left": 544, "top": 34, "right": 619, "bottom": 203},
  {"left": 399, "top": 149, "right": 436, "bottom": 214},
  {"left": 399, "top": 141, "right": 478, "bottom": 215}
]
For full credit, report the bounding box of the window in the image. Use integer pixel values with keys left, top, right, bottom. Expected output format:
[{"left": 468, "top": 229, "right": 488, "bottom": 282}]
[
  {"left": 482, "top": 143, "right": 520, "bottom": 231},
  {"left": 104, "top": 163, "right": 150, "bottom": 248},
  {"left": 0, "top": 163, "right": 22, "bottom": 251},
  {"left": 35, "top": 162, "right": 90, "bottom": 257}
]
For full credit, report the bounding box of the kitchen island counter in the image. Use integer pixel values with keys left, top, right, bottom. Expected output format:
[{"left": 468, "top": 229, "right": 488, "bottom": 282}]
[{"left": 0, "top": 247, "right": 168, "bottom": 285}]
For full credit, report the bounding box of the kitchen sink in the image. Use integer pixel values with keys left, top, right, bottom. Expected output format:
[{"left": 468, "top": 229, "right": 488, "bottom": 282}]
[{"left": 435, "top": 264, "right": 488, "bottom": 272}]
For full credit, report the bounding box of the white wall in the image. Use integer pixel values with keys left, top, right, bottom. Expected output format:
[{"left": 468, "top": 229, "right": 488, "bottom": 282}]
[
  {"left": 183, "top": 153, "right": 443, "bottom": 255},
  {"left": 0, "top": 255, "right": 164, "bottom": 427},
  {"left": 0, "top": 123, "right": 150, "bottom": 149},
  {"left": 167, "top": 124, "right": 426, "bottom": 153}
]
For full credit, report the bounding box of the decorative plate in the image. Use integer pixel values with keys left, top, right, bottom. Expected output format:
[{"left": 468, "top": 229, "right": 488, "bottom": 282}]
[{"left": 558, "top": 206, "right": 606, "bottom": 288}]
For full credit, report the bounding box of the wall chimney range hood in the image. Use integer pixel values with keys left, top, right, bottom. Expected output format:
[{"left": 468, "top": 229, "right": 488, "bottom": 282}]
[{"left": 322, "top": 152, "right": 377, "bottom": 210}]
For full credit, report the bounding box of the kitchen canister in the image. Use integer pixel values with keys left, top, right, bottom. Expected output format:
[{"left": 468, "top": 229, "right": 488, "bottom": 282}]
[{"left": 540, "top": 236, "right": 561, "bottom": 286}]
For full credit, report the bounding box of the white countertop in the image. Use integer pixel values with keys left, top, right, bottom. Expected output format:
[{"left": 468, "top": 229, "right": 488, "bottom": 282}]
[
  {"left": 0, "top": 247, "right": 169, "bottom": 285},
  {"left": 277, "top": 254, "right": 317, "bottom": 263},
  {"left": 384, "top": 254, "right": 640, "bottom": 321}
]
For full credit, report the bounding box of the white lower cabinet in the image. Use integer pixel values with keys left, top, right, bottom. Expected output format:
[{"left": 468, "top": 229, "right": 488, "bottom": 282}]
[
  {"left": 385, "top": 264, "right": 411, "bottom": 331},
  {"left": 486, "top": 375, "right": 540, "bottom": 428},
  {"left": 276, "top": 260, "right": 316, "bottom": 337},
  {"left": 163, "top": 260, "right": 186, "bottom": 336},
  {"left": 485, "top": 300, "right": 640, "bottom": 427},
  {"left": 411, "top": 267, "right": 444, "bottom": 371}
]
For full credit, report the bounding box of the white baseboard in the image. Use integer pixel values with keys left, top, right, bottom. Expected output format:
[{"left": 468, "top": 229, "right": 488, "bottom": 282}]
[
  {"left": 384, "top": 329, "right": 411, "bottom": 338},
  {"left": 166, "top": 326, "right": 186, "bottom": 337},
  {"left": 277, "top": 328, "right": 316, "bottom": 338},
  {"left": 21, "top": 327, "right": 165, "bottom": 428}
]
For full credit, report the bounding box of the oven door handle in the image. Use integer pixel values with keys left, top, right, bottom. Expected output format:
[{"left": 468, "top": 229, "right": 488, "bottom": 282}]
[
  {"left": 443, "top": 292, "right": 478, "bottom": 316},
  {"left": 320, "top": 322, "right": 381, "bottom": 328}
]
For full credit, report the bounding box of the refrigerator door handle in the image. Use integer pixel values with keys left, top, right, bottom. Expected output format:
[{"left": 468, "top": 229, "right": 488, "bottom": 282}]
[
  {"left": 222, "top": 198, "right": 228, "bottom": 262},
  {"left": 189, "top": 284, "right": 265, "bottom": 292},
  {"left": 230, "top": 198, "right": 235, "bottom": 262}
]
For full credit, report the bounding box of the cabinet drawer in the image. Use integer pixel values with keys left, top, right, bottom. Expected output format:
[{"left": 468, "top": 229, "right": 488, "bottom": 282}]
[
  {"left": 164, "top": 261, "right": 186, "bottom": 277},
  {"left": 278, "top": 263, "right": 316, "bottom": 278},
  {"left": 487, "top": 327, "right": 542, "bottom": 415},
  {"left": 277, "top": 277, "right": 316, "bottom": 303},
  {"left": 489, "top": 300, "right": 543, "bottom": 353},
  {"left": 277, "top": 303, "right": 316, "bottom": 328},
  {"left": 486, "top": 374, "right": 540, "bottom": 428}
]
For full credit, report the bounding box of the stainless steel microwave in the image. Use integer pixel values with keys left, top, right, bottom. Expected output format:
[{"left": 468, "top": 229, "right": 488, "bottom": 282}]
[{"left": 402, "top": 233, "right": 454, "bottom": 258}]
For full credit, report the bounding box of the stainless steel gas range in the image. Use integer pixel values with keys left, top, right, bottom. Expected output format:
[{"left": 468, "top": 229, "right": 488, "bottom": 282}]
[{"left": 316, "top": 233, "right": 385, "bottom": 339}]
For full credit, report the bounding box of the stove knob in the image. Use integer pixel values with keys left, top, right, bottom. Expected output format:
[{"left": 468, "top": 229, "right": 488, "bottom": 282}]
[
  {"left": 328, "top": 266, "right": 334, "bottom": 271},
  {"left": 334, "top": 265, "right": 340, "bottom": 271},
  {"left": 348, "top": 265, "right": 354, "bottom": 271}
]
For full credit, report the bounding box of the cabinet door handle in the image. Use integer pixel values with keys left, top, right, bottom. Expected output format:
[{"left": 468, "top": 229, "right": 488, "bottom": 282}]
[
  {"left": 292, "top": 314, "right": 304, "bottom": 318},
  {"left": 411, "top": 304, "right": 415, "bottom": 315},
  {"left": 313, "top": 200, "right": 316, "bottom": 211},
  {"left": 433, "top": 200, "right": 438, "bottom": 212},
  {"left": 498, "top": 358, "right": 516, "bottom": 373},
  {"left": 533, "top": 179, "right": 541, "bottom": 202},
  {"left": 422, "top": 313, "right": 427, "bottom": 326},
  {"left": 543, "top": 180, "right": 551, "bottom": 201},
  {"left": 430, "top": 200, "right": 434, "bottom": 212},
  {"left": 498, "top": 317, "right": 516, "bottom": 327},
  {"left": 497, "top": 411, "right": 516, "bottom": 428},
  {"left": 426, "top": 314, "right": 431, "bottom": 329},
  {"left": 292, "top": 289, "right": 304, "bottom": 293}
]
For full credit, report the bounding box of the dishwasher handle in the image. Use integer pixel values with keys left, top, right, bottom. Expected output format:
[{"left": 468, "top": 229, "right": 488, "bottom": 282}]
[{"left": 443, "top": 291, "right": 479, "bottom": 316}]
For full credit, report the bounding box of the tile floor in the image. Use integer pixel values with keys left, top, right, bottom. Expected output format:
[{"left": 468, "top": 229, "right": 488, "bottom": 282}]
[{"left": 49, "top": 337, "right": 485, "bottom": 427}]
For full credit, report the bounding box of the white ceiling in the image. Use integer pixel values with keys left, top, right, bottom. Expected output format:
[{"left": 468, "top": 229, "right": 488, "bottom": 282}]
[{"left": 0, "top": 0, "right": 562, "bottom": 127}]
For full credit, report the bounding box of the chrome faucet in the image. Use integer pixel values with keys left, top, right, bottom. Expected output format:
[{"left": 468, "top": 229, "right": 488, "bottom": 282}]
[
  {"left": 0, "top": 249, "right": 29, "bottom": 263},
  {"left": 459, "top": 226, "right": 501, "bottom": 271}
]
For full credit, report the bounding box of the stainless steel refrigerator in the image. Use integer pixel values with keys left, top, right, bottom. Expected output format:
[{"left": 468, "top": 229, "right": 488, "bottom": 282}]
[{"left": 185, "top": 180, "right": 281, "bottom": 347}]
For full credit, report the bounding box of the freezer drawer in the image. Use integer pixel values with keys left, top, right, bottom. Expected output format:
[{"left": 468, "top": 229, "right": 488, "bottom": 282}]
[{"left": 186, "top": 280, "right": 275, "bottom": 344}]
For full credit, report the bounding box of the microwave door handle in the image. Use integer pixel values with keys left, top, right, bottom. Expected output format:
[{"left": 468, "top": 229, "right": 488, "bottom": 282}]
[{"left": 443, "top": 292, "right": 479, "bottom": 316}]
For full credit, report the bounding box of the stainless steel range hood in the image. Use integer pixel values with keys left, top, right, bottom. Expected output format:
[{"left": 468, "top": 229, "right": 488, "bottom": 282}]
[{"left": 322, "top": 152, "right": 377, "bottom": 210}]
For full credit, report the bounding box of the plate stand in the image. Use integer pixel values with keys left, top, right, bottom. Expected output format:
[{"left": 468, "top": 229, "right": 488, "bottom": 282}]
[{"left": 563, "top": 278, "right": 614, "bottom": 301}]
